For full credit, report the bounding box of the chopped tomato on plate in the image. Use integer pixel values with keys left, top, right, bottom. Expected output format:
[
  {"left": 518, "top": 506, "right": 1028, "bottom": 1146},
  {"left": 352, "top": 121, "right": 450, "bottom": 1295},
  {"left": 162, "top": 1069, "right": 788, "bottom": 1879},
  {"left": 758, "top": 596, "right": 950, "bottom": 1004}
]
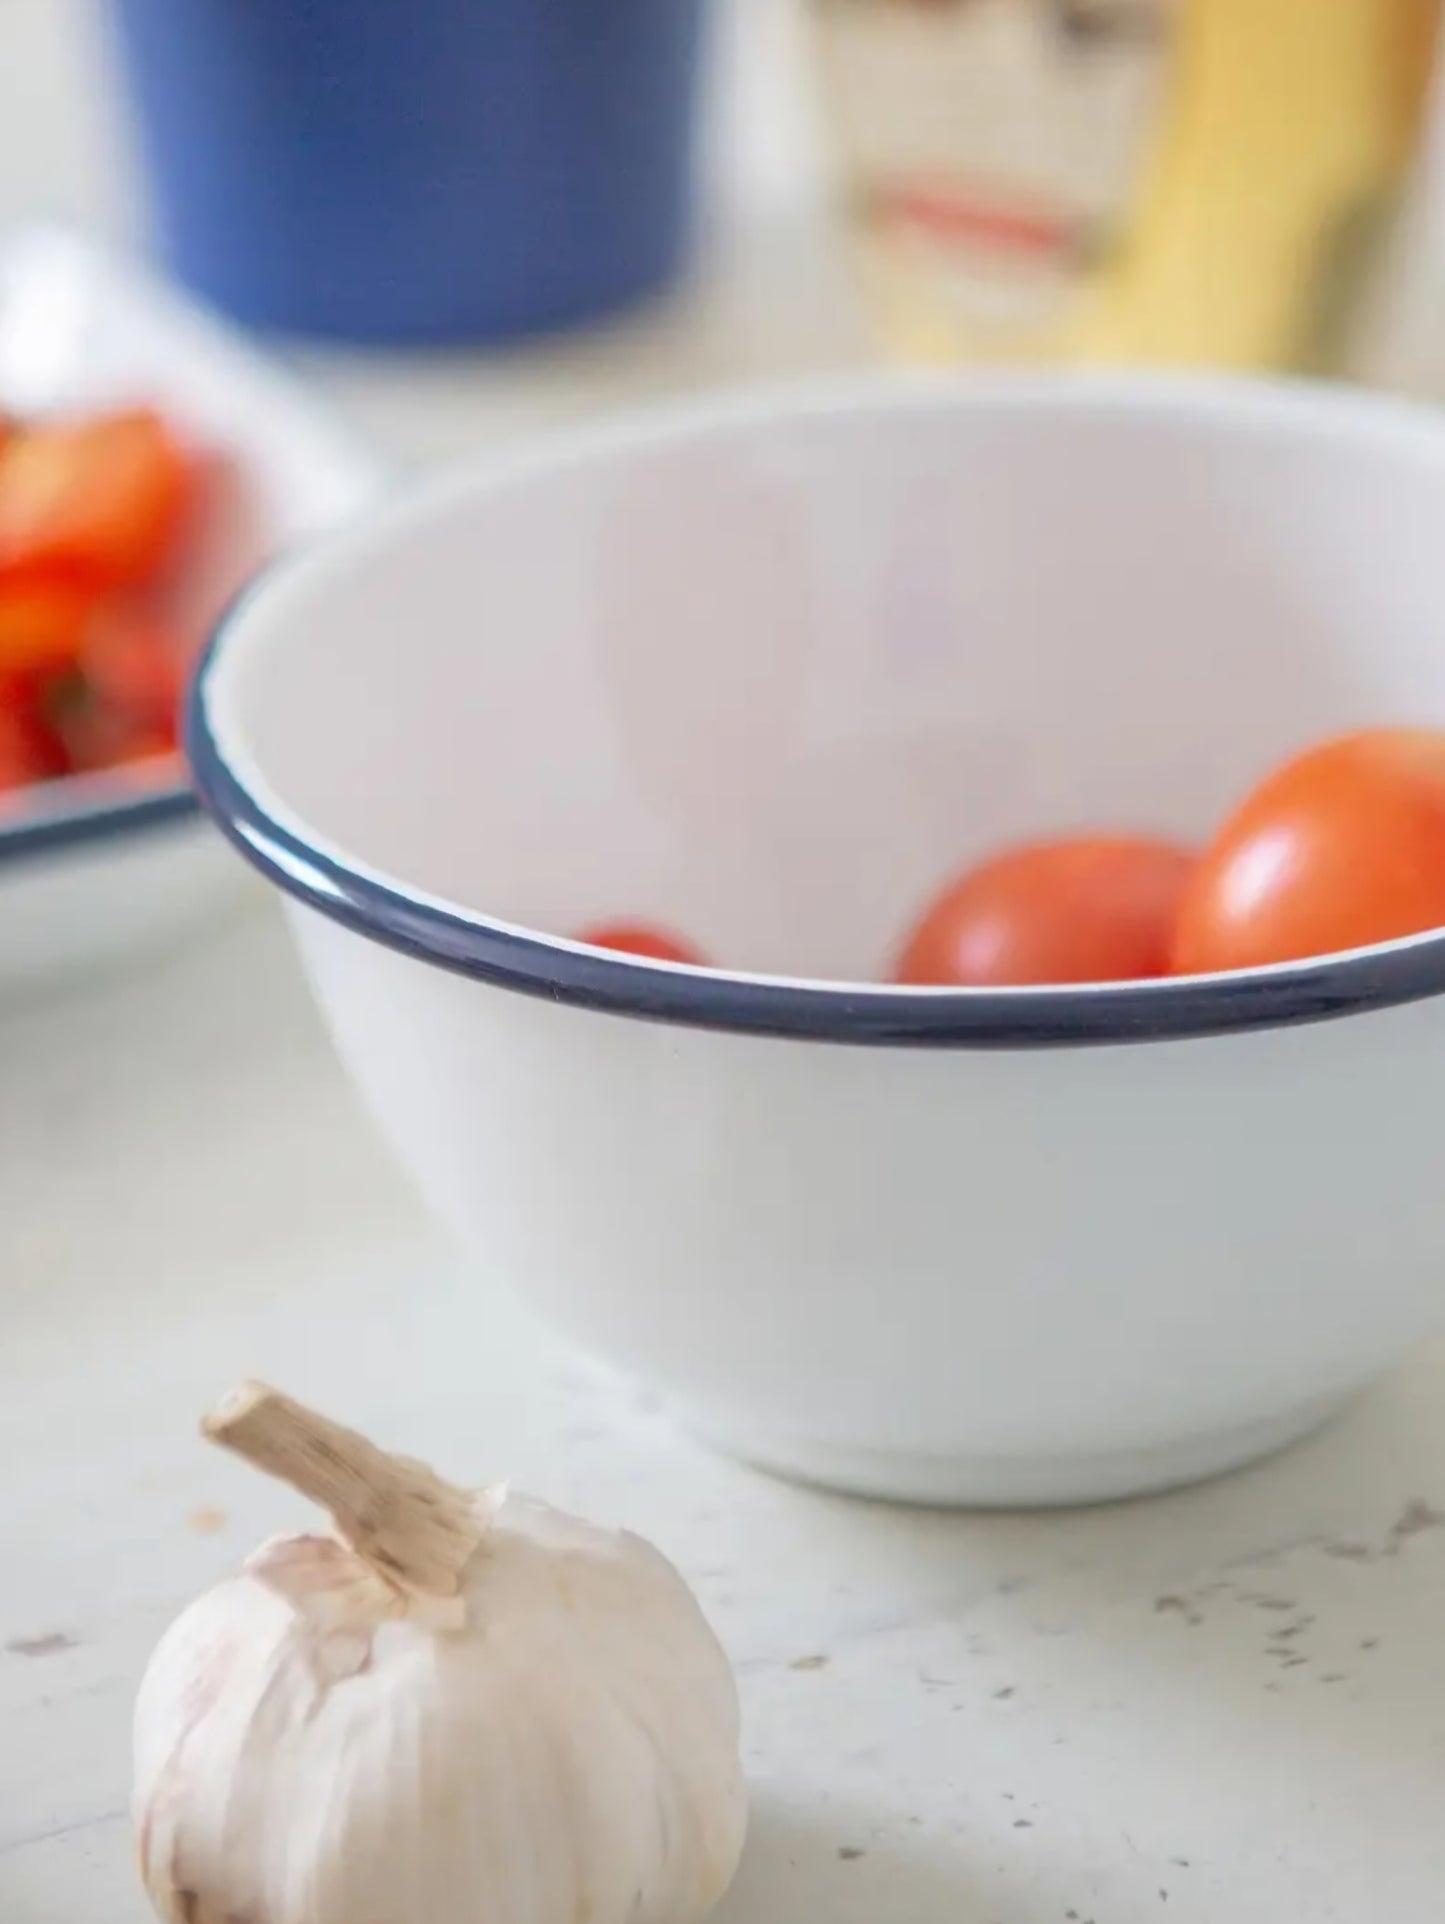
[
  {"left": 0, "top": 406, "right": 193, "bottom": 590},
  {"left": 0, "top": 576, "right": 98, "bottom": 689},
  {"left": 54, "top": 604, "right": 185, "bottom": 776},
  {"left": 0, "top": 698, "right": 64, "bottom": 794},
  {"left": 0, "top": 401, "right": 200, "bottom": 802},
  {"left": 80, "top": 602, "right": 185, "bottom": 736}
]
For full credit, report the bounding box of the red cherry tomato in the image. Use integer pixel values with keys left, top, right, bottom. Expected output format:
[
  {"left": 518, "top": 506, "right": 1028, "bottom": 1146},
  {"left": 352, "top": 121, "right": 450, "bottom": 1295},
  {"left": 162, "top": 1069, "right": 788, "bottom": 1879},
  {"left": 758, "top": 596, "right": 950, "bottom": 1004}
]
[
  {"left": 1172, "top": 728, "right": 1445, "bottom": 973},
  {"left": 895, "top": 836, "right": 1196, "bottom": 987},
  {"left": 0, "top": 407, "right": 193, "bottom": 589},
  {"left": 579, "top": 922, "right": 708, "bottom": 966}
]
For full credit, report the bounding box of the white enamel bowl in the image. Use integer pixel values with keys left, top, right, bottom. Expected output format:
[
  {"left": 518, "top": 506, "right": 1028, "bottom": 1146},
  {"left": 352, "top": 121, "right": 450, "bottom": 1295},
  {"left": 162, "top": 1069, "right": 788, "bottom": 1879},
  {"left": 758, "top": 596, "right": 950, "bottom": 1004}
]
[{"left": 193, "top": 374, "right": 1445, "bottom": 1506}]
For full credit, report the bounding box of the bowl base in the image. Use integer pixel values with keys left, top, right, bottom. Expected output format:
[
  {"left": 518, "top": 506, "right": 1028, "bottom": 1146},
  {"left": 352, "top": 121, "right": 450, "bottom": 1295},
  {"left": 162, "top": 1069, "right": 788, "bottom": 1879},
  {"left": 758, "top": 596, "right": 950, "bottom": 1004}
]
[{"left": 688, "top": 1391, "right": 1354, "bottom": 1508}]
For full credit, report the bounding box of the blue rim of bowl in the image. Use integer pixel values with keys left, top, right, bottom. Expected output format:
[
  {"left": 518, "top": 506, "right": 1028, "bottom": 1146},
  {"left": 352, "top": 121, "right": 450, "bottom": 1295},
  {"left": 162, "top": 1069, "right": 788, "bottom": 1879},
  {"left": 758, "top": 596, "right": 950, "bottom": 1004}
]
[
  {"left": 0, "top": 775, "right": 195, "bottom": 865},
  {"left": 187, "top": 592, "right": 1445, "bottom": 1051}
]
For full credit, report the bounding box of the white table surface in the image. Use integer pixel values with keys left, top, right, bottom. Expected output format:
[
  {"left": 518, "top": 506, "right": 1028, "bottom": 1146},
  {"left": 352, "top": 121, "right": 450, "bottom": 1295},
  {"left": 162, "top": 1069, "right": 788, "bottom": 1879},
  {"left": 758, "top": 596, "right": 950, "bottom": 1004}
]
[{"left": 4, "top": 6, "right": 1445, "bottom": 1922}]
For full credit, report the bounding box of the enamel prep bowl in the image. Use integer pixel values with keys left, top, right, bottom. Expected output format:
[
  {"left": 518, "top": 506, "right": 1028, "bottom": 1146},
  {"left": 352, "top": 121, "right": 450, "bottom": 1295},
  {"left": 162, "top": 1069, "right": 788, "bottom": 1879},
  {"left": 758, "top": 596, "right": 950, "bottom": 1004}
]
[{"left": 192, "top": 374, "right": 1445, "bottom": 1506}]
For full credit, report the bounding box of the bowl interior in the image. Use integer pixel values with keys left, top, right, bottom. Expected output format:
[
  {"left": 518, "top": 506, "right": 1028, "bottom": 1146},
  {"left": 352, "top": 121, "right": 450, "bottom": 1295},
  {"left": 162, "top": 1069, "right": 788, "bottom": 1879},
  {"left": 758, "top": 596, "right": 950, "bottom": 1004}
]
[{"left": 211, "top": 379, "right": 1445, "bottom": 983}]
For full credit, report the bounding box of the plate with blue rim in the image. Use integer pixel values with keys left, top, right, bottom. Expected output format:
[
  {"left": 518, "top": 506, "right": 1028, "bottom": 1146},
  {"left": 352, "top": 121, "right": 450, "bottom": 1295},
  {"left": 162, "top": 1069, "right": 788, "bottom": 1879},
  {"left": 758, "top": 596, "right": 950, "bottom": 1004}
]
[{"left": 0, "top": 225, "right": 386, "bottom": 995}]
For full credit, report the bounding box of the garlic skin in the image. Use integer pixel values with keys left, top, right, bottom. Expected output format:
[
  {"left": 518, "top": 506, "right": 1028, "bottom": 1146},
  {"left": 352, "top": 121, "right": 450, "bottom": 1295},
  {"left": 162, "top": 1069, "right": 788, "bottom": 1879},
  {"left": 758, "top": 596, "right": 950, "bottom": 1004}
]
[{"left": 134, "top": 1390, "right": 746, "bottom": 1924}]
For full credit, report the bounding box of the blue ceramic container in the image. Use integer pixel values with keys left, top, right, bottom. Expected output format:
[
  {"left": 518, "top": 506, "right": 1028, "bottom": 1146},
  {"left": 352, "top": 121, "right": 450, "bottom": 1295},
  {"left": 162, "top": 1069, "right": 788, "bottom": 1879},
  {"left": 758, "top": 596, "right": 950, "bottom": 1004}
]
[{"left": 108, "top": 0, "right": 705, "bottom": 344}]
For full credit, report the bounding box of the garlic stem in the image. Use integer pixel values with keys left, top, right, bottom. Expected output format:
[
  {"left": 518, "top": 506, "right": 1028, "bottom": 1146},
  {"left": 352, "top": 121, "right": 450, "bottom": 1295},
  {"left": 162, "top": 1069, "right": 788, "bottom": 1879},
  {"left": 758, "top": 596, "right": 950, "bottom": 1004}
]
[{"left": 203, "top": 1382, "right": 481, "bottom": 1598}]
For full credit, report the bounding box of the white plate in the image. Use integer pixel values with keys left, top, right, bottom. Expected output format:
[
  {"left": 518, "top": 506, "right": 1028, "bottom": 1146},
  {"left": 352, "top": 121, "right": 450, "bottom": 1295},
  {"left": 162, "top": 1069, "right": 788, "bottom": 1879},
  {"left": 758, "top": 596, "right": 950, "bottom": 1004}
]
[{"left": 0, "top": 225, "right": 386, "bottom": 994}]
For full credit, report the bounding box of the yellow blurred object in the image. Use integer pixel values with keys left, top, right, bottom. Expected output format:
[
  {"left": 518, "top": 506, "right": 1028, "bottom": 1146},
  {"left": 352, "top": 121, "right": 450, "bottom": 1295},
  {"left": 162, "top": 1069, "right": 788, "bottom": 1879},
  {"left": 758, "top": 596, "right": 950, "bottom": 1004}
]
[{"left": 812, "top": 0, "right": 1441, "bottom": 373}]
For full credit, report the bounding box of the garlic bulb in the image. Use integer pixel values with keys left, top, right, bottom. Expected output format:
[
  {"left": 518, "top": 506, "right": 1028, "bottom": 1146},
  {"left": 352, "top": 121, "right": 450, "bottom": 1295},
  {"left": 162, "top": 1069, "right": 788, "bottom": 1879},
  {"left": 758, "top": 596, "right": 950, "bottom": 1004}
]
[{"left": 134, "top": 1383, "right": 747, "bottom": 1924}]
